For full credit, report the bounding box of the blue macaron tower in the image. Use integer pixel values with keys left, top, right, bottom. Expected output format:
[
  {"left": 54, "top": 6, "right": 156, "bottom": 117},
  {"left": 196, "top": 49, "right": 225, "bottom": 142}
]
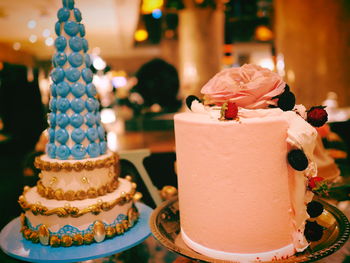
[
  {"left": 17, "top": 0, "right": 139, "bottom": 248},
  {"left": 48, "top": 0, "right": 106, "bottom": 160}
]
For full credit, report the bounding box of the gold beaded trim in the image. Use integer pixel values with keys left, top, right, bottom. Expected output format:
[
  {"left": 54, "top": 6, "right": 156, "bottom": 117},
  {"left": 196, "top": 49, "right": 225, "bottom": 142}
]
[
  {"left": 36, "top": 178, "right": 119, "bottom": 201},
  {"left": 18, "top": 183, "right": 137, "bottom": 218},
  {"left": 34, "top": 153, "right": 120, "bottom": 172},
  {"left": 20, "top": 205, "right": 139, "bottom": 247}
]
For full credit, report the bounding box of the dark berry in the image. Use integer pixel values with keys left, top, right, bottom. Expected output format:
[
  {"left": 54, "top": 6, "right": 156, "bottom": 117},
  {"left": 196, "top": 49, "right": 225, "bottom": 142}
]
[
  {"left": 273, "top": 84, "right": 295, "bottom": 111},
  {"left": 307, "top": 106, "right": 328, "bottom": 127},
  {"left": 304, "top": 221, "right": 324, "bottom": 242},
  {"left": 287, "top": 149, "right": 308, "bottom": 171},
  {"left": 307, "top": 201, "right": 324, "bottom": 218},
  {"left": 186, "top": 95, "right": 201, "bottom": 110}
]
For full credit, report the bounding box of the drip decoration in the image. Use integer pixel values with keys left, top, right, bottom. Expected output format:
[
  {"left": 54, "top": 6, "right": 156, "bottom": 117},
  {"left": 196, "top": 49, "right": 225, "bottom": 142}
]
[
  {"left": 49, "top": 0, "right": 107, "bottom": 160},
  {"left": 36, "top": 178, "right": 119, "bottom": 201},
  {"left": 18, "top": 183, "right": 137, "bottom": 218},
  {"left": 19, "top": 205, "right": 139, "bottom": 247},
  {"left": 34, "top": 152, "right": 119, "bottom": 172}
]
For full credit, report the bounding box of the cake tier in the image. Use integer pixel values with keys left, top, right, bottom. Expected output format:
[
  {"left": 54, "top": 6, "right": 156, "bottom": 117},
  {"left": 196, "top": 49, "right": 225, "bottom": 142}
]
[
  {"left": 174, "top": 113, "right": 295, "bottom": 257},
  {"left": 34, "top": 152, "right": 119, "bottom": 200},
  {"left": 19, "top": 178, "right": 138, "bottom": 247}
]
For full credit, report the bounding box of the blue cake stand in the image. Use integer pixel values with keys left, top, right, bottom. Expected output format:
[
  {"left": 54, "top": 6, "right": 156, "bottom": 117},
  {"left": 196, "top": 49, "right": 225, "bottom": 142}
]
[{"left": 0, "top": 202, "right": 152, "bottom": 263}]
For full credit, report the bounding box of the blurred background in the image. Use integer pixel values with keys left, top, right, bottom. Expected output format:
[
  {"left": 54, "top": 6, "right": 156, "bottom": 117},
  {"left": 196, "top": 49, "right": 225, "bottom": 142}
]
[{"left": 1, "top": 0, "right": 350, "bottom": 262}]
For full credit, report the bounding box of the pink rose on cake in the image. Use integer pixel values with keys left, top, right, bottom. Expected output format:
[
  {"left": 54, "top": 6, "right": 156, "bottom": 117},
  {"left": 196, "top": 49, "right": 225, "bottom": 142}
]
[{"left": 201, "top": 64, "right": 286, "bottom": 109}]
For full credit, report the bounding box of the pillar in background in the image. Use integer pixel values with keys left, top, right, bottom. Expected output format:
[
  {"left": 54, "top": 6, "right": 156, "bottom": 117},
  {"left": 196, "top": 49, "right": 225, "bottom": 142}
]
[
  {"left": 274, "top": 0, "right": 350, "bottom": 107},
  {"left": 178, "top": 0, "right": 224, "bottom": 99}
]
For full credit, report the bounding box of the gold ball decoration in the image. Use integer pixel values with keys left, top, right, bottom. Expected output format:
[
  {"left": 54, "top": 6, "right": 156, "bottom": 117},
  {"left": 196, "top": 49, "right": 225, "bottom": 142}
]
[
  {"left": 46, "top": 187, "right": 54, "bottom": 199},
  {"left": 93, "top": 220, "right": 106, "bottom": 243},
  {"left": 98, "top": 185, "right": 107, "bottom": 196},
  {"left": 51, "top": 162, "right": 61, "bottom": 172},
  {"left": 85, "top": 161, "right": 94, "bottom": 170},
  {"left": 83, "top": 233, "right": 94, "bottom": 244},
  {"left": 30, "top": 231, "right": 39, "bottom": 243},
  {"left": 76, "top": 190, "right": 87, "bottom": 200},
  {"left": 106, "top": 226, "right": 116, "bottom": 238},
  {"left": 115, "top": 223, "right": 125, "bottom": 235},
  {"left": 122, "top": 219, "right": 130, "bottom": 230},
  {"left": 125, "top": 175, "right": 132, "bottom": 181},
  {"left": 23, "top": 228, "right": 32, "bottom": 239},
  {"left": 23, "top": 186, "right": 30, "bottom": 192},
  {"left": 73, "top": 162, "right": 83, "bottom": 172},
  {"left": 97, "top": 160, "right": 104, "bottom": 168},
  {"left": 38, "top": 225, "right": 50, "bottom": 246},
  {"left": 54, "top": 189, "right": 64, "bottom": 200},
  {"left": 73, "top": 234, "right": 84, "bottom": 246},
  {"left": 62, "top": 162, "right": 72, "bottom": 171},
  {"left": 64, "top": 190, "right": 75, "bottom": 201},
  {"left": 133, "top": 192, "right": 143, "bottom": 202},
  {"left": 160, "top": 186, "right": 178, "bottom": 201},
  {"left": 61, "top": 235, "right": 73, "bottom": 247},
  {"left": 50, "top": 235, "right": 61, "bottom": 247},
  {"left": 38, "top": 173, "right": 43, "bottom": 179},
  {"left": 87, "top": 188, "right": 97, "bottom": 198}
]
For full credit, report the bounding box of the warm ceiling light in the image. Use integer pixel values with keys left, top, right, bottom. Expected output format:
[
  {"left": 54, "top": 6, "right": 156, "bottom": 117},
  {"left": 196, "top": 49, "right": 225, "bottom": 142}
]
[
  {"left": 29, "top": 34, "right": 38, "bottom": 43},
  {"left": 141, "top": 0, "right": 163, "bottom": 14},
  {"left": 27, "top": 20, "right": 37, "bottom": 29},
  {"left": 255, "top": 25, "right": 273, "bottom": 41},
  {"left": 13, "top": 42, "right": 21, "bottom": 51},
  {"left": 45, "top": 37, "right": 54, "bottom": 46},
  {"left": 134, "top": 29, "right": 148, "bottom": 42},
  {"left": 42, "top": 29, "right": 51, "bottom": 38}
]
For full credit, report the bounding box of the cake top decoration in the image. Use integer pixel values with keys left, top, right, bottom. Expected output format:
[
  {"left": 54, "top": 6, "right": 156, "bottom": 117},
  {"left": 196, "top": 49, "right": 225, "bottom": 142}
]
[
  {"left": 201, "top": 64, "right": 286, "bottom": 109},
  {"left": 47, "top": 0, "right": 107, "bottom": 160}
]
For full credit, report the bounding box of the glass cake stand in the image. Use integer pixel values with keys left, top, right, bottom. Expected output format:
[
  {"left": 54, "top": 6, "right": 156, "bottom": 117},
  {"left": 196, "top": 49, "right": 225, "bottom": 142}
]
[
  {"left": 150, "top": 198, "right": 350, "bottom": 263},
  {"left": 0, "top": 202, "right": 152, "bottom": 263}
]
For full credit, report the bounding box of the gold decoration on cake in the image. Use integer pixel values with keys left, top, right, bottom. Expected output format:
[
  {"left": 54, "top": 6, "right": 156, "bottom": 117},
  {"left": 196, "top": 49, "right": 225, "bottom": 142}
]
[
  {"left": 61, "top": 235, "right": 73, "bottom": 247},
  {"left": 36, "top": 179, "right": 119, "bottom": 201},
  {"left": 125, "top": 175, "right": 132, "bottom": 181},
  {"left": 54, "top": 189, "right": 64, "bottom": 200},
  {"left": 115, "top": 223, "right": 125, "bottom": 235},
  {"left": 81, "top": 176, "right": 89, "bottom": 184},
  {"left": 19, "top": 186, "right": 136, "bottom": 217},
  {"left": 38, "top": 225, "right": 50, "bottom": 245},
  {"left": 50, "top": 235, "right": 61, "bottom": 247},
  {"left": 38, "top": 173, "right": 43, "bottom": 179},
  {"left": 106, "top": 226, "right": 116, "bottom": 238},
  {"left": 73, "top": 234, "right": 84, "bottom": 246},
  {"left": 93, "top": 220, "right": 106, "bottom": 243},
  {"left": 83, "top": 233, "right": 94, "bottom": 244},
  {"left": 19, "top": 208, "right": 139, "bottom": 247},
  {"left": 29, "top": 231, "right": 39, "bottom": 243},
  {"left": 133, "top": 192, "right": 143, "bottom": 202},
  {"left": 160, "top": 186, "right": 178, "bottom": 201},
  {"left": 34, "top": 153, "right": 119, "bottom": 172},
  {"left": 49, "top": 176, "right": 57, "bottom": 185}
]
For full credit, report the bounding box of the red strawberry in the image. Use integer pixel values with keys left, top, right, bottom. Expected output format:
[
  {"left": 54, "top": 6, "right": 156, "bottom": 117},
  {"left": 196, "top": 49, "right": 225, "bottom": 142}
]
[
  {"left": 308, "top": 176, "right": 324, "bottom": 189},
  {"left": 307, "top": 106, "right": 328, "bottom": 127},
  {"left": 221, "top": 101, "right": 238, "bottom": 120}
]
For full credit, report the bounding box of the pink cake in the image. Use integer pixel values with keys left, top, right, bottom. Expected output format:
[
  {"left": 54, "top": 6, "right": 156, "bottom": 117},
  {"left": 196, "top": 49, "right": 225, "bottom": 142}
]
[{"left": 174, "top": 64, "right": 328, "bottom": 262}]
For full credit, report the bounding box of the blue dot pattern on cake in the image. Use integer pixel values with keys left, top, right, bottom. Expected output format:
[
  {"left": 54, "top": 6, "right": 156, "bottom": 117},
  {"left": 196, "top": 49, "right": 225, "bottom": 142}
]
[{"left": 48, "top": 0, "right": 107, "bottom": 160}]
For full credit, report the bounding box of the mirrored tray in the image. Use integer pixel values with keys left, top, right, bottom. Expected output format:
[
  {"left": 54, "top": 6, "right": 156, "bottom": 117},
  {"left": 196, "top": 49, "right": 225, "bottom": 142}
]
[{"left": 150, "top": 198, "right": 350, "bottom": 263}]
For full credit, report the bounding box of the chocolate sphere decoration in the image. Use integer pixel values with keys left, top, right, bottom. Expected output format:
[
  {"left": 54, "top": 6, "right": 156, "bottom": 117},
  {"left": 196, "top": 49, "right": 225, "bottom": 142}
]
[
  {"left": 307, "top": 106, "right": 328, "bottom": 127},
  {"left": 304, "top": 221, "right": 324, "bottom": 242},
  {"left": 186, "top": 95, "right": 201, "bottom": 110},
  {"left": 307, "top": 201, "right": 324, "bottom": 218},
  {"left": 287, "top": 149, "right": 309, "bottom": 171},
  {"left": 273, "top": 84, "right": 296, "bottom": 111}
]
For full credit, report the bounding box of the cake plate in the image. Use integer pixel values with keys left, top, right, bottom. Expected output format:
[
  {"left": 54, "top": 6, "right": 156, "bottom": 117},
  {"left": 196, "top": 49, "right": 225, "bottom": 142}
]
[
  {"left": 0, "top": 202, "right": 152, "bottom": 263},
  {"left": 150, "top": 198, "right": 350, "bottom": 263}
]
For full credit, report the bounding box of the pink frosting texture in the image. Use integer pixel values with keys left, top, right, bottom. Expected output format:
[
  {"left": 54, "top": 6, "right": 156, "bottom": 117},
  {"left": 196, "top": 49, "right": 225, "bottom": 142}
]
[{"left": 201, "top": 64, "right": 286, "bottom": 109}]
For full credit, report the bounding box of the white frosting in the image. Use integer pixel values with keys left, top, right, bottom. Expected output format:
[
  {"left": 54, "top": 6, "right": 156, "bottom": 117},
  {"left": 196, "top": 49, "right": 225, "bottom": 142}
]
[{"left": 182, "top": 229, "right": 295, "bottom": 263}]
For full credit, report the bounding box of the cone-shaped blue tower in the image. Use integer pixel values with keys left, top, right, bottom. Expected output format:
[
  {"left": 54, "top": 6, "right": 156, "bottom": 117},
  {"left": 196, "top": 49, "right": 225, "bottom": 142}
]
[{"left": 47, "top": 0, "right": 107, "bottom": 160}]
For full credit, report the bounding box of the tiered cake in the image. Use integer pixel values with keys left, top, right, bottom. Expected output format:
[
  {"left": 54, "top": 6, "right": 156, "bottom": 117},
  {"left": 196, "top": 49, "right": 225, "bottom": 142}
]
[
  {"left": 174, "top": 64, "right": 329, "bottom": 262},
  {"left": 18, "top": 0, "right": 139, "bottom": 247}
]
